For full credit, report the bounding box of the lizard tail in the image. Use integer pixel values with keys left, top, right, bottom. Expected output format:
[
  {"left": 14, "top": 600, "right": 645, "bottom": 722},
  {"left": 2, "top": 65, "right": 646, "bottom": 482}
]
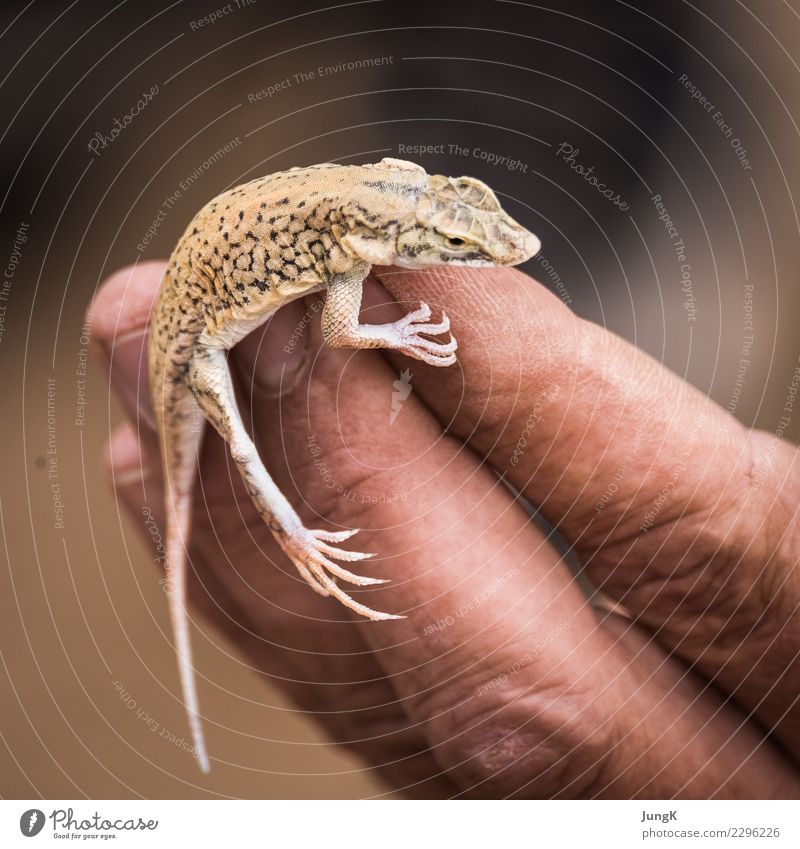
[
  {"left": 164, "top": 480, "right": 211, "bottom": 773},
  {"left": 155, "top": 366, "right": 210, "bottom": 772},
  {"left": 150, "top": 265, "right": 211, "bottom": 773}
]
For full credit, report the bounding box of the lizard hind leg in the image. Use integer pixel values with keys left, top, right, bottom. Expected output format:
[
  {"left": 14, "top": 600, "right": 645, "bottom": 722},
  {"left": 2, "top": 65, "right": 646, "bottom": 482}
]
[{"left": 187, "top": 342, "right": 403, "bottom": 622}]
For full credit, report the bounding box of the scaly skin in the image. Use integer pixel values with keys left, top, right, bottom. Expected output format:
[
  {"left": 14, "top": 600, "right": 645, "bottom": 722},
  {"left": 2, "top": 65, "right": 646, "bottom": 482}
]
[{"left": 148, "top": 157, "right": 540, "bottom": 772}]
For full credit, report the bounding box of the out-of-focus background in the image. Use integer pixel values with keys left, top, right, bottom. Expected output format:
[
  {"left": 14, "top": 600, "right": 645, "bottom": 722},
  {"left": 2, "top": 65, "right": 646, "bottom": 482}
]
[{"left": 2, "top": 0, "right": 799, "bottom": 798}]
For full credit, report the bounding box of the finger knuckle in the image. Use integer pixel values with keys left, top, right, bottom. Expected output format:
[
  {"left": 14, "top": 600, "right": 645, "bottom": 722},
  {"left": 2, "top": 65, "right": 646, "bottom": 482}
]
[{"left": 416, "top": 670, "right": 616, "bottom": 797}]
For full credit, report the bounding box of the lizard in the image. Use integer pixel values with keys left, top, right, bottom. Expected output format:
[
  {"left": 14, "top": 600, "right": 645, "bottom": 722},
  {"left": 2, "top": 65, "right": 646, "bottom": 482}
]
[{"left": 148, "top": 156, "right": 541, "bottom": 772}]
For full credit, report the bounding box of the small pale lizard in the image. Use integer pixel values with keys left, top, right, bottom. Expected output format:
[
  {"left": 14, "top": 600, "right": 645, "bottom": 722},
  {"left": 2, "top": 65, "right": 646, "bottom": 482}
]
[{"left": 148, "top": 157, "right": 540, "bottom": 771}]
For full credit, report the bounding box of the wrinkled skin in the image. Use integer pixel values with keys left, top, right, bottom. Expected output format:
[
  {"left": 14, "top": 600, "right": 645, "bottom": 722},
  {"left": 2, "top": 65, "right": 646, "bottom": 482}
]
[{"left": 90, "top": 260, "right": 800, "bottom": 798}]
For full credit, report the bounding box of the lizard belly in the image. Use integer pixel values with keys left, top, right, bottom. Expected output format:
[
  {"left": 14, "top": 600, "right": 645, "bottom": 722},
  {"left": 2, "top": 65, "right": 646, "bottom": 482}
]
[{"left": 202, "top": 283, "right": 325, "bottom": 349}]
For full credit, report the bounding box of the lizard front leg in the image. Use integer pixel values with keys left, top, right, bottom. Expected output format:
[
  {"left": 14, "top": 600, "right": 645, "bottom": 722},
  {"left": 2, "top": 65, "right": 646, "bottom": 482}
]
[
  {"left": 187, "top": 341, "right": 400, "bottom": 621},
  {"left": 322, "top": 265, "right": 458, "bottom": 366}
]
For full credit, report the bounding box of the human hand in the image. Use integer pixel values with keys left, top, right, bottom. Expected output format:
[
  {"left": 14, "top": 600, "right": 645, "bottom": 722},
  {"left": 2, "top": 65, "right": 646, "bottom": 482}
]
[{"left": 90, "top": 260, "right": 800, "bottom": 797}]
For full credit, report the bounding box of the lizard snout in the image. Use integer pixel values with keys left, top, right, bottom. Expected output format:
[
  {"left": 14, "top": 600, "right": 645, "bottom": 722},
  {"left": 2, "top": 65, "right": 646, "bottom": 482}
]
[
  {"left": 521, "top": 230, "right": 542, "bottom": 261},
  {"left": 497, "top": 227, "right": 541, "bottom": 265}
]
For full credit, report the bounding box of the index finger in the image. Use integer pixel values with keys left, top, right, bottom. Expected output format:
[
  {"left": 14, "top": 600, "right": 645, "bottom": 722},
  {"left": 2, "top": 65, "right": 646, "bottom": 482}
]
[
  {"left": 370, "top": 263, "right": 800, "bottom": 761},
  {"left": 238, "top": 280, "right": 799, "bottom": 798}
]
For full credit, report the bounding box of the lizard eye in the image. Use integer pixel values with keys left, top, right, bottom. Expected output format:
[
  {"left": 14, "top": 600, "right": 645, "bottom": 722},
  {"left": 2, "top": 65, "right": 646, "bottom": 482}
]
[{"left": 446, "top": 237, "right": 465, "bottom": 246}]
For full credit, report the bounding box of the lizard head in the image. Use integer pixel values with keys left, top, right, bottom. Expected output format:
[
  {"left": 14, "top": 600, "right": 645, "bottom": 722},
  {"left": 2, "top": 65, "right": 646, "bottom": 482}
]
[{"left": 395, "top": 173, "right": 541, "bottom": 268}]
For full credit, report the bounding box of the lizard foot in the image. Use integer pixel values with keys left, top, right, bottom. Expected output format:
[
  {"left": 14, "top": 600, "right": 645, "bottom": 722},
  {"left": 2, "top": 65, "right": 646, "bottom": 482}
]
[
  {"left": 279, "top": 527, "right": 404, "bottom": 621},
  {"left": 392, "top": 302, "right": 458, "bottom": 366}
]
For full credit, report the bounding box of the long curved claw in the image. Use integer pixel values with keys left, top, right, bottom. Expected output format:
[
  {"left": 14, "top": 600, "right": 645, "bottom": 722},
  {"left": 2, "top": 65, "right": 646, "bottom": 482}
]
[
  {"left": 309, "top": 565, "right": 405, "bottom": 621},
  {"left": 307, "top": 551, "right": 388, "bottom": 586},
  {"left": 278, "top": 527, "right": 399, "bottom": 617},
  {"left": 316, "top": 541, "right": 376, "bottom": 562},
  {"left": 406, "top": 333, "right": 458, "bottom": 356},
  {"left": 399, "top": 338, "right": 458, "bottom": 367},
  {"left": 417, "top": 311, "right": 450, "bottom": 336},
  {"left": 309, "top": 528, "right": 359, "bottom": 543}
]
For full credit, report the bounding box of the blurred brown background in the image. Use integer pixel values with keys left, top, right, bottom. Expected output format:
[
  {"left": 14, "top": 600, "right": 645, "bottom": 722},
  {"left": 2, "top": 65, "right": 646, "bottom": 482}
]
[{"left": 2, "top": 0, "right": 800, "bottom": 798}]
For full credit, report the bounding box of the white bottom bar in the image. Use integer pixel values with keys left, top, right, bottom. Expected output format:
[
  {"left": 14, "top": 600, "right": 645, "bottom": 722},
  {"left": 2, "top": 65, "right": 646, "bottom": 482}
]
[{"left": 3, "top": 799, "right": 797, "bottom": 847}]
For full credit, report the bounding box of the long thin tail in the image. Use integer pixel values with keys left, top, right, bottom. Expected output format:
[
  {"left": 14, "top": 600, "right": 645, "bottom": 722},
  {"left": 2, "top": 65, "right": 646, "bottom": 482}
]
[
  {"left": 150, "top": 265, "right": 211, "bottom": 772},
  {"left": 164, "top": 480, "right": 210, "bottom": 773},
  {"left": 156, "top": 372, "right": 210, "bottom": 773}
]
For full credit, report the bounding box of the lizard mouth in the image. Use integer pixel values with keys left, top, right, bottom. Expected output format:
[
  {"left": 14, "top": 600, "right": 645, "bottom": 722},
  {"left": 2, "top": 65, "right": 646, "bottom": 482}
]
[{"left": 442, "top": 248, "right": 491, "bottom": 263}]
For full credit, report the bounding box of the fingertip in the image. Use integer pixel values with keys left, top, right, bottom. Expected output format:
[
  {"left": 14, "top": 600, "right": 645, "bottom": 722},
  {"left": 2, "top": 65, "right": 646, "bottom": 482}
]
[{"left": 88, "top": 260, "right": 167, "bottom": 350}]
